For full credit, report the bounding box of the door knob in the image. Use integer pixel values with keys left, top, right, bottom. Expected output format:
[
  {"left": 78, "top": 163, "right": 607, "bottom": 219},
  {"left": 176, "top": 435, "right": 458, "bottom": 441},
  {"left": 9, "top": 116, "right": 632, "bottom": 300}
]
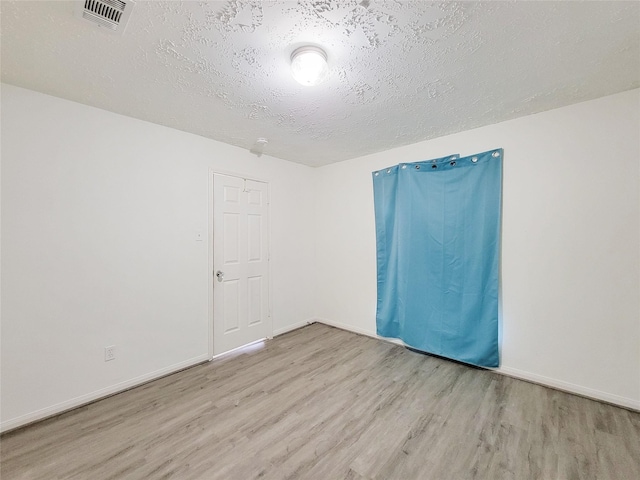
[{"left": 216, "top": 270, "right": 224, "bottom": 282}]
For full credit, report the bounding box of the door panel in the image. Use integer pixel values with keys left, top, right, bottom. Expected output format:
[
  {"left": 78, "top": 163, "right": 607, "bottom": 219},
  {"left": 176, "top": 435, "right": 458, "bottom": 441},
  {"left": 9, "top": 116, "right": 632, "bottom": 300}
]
[
  {"left": 213, "top": 174, "right": 269, "bottom": 354},
  {"left": 247, "top": 214, "right": 262, "bottom": 262},
  {"left": 223, "top": 280, "right": 240, "bottom": 333},
  {"left": 248, "top": 276, "right": 262, "bottom": 326},
  {"left": 223, "top": 213, "right": 240, "bottom": 263}
]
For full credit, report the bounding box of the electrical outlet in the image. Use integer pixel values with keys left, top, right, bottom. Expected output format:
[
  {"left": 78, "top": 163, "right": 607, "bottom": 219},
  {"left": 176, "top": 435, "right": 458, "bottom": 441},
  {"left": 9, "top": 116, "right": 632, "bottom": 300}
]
[{"left": 105, "top": 345, "right": 116, "bottom": 362}]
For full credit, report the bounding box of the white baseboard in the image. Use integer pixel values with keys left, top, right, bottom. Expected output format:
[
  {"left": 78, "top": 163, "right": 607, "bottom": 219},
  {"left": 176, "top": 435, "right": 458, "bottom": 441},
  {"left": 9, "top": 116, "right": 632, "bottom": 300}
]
[
  {"left": 315, "top": 318, "right": 639, "bottom": 411},
  {"left": 4, "top": 321, "right": 636, "bottom": 433},
  {"left": 0, "top": 353, "right": 210, "bottom": 434},
  {"left": 272, "top": 318, "right": 316, "bottom": 337},
  {"left": 316, "top": 317, "right": 404, "bottom": 346},
  {"left": 315, "top": 317, "right": 375, "bottom": 338},
  {"left": 496, "top": 366, "right": 640, "bottom": 411},
  {"left": 2, "top": 320, "right": 316, "bottom": 434}
]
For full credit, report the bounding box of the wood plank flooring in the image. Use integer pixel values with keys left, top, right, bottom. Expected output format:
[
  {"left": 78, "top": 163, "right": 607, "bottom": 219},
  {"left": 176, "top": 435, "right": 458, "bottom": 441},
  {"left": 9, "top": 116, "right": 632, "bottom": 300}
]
[{"left": 1, "top": 323, "right": 639, "bottom": 479}]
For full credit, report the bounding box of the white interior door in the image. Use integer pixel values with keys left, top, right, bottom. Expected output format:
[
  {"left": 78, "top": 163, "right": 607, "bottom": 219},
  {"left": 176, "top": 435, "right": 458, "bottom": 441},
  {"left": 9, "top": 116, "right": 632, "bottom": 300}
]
[{"left": 213, "top": 174, "right": 269, "bottom": 355}]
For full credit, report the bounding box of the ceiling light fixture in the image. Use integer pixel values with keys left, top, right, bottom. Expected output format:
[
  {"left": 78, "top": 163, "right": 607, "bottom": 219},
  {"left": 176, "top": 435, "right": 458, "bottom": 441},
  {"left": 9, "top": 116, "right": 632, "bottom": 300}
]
[
  {"left": 290, "top": 46, "right": 329, "bottom": 86},
  {"left": 250, "top": 138, "right": 268, "bottom": 157}
]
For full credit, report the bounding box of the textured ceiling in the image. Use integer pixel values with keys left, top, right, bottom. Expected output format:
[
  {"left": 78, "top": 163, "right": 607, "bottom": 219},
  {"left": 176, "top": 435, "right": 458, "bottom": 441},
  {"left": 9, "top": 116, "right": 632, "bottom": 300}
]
[{"left": 2, "top": 1, "right": 639, "bottom": 167}]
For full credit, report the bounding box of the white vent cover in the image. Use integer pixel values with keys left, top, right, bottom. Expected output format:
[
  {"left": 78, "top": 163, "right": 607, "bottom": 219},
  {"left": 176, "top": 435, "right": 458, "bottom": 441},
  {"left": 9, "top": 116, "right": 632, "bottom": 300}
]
[{"left": 75, "top": 0, "right": 135, "bottom": 34}]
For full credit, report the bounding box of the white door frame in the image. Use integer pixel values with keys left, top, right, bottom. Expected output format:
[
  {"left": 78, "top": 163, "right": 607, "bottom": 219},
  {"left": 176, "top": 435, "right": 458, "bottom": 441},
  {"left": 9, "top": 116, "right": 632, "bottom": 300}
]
[{"left": 208, "top": 168, "right": 272, "bottom": 360}]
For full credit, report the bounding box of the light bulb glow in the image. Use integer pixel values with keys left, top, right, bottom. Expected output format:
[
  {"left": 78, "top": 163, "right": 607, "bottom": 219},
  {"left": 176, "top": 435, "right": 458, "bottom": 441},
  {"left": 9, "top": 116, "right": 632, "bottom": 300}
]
[{"left": 291, "top": 46, "right": 329, "bottom": 86}]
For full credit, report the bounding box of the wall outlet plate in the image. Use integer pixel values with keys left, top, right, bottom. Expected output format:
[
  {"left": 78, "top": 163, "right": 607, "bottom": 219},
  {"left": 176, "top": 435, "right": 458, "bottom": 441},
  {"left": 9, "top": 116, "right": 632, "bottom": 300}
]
[{"left": 105, "top": 345, "right": 116, "bottom": 362}]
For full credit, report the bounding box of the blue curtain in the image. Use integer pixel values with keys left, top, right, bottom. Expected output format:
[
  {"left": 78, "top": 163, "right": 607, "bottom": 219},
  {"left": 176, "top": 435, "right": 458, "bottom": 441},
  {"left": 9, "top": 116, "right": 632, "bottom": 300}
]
[{"left": 373, "top": 149, "right": 502, "bottom": 368}]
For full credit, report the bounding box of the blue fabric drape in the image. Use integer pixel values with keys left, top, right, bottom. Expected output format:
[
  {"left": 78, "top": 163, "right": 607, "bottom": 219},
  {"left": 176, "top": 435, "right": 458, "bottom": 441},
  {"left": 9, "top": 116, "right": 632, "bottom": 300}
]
[{"left": 373, "top": 149, "right": 502, "bottom": 368}]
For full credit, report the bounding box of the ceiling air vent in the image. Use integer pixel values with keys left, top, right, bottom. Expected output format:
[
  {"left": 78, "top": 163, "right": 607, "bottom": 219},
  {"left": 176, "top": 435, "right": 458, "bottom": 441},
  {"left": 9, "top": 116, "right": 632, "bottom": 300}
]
[{"left": 76, "top": 0, "right": 135, "bottom": 34}]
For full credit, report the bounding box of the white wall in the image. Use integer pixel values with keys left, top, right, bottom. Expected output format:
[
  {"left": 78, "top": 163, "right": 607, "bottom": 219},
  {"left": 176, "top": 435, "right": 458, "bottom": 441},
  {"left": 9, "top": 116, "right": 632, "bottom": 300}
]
[
  {"left": 2, "top": 85, "right": 638, "bottom": 433},
  {"left": 315, "top": 89, "right": 640, "bottom": 409},
  {"left": 1, "top": 84, "right": 317, "bottom": 430}
]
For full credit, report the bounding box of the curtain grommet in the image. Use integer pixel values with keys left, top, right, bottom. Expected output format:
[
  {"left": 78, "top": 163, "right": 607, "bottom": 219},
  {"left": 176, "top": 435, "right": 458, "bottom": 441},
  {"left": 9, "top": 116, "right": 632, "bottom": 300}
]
[
  {"left": 401, "top": 165, "right": 407, "bottom": 169},
  {"left": 450, "top": 161, "right": 456, "bottom": 167},
  {"left": 492, "top": 151, "right": 500, "bottom": 157},
  {"left": 374, "top": 172, "right": 379, "bottom": 176},
  {"left": 471, "top": 157, "right": 478, "bottom": 163},
  {"left": 415, "top": 165, "right": 420, "bottom": 169},
  {"left": 387, "top": 169, "right": 391, "bottom": 174},
  {"left": 431, "top": 164, "right": 437, "bottom": 169}
]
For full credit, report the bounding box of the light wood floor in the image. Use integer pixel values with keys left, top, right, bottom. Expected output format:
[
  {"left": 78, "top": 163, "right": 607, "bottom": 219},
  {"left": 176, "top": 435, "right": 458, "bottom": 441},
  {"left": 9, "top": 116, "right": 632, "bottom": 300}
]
[{"left": 1, "top": 323, "right": 639, "bottom": 479}]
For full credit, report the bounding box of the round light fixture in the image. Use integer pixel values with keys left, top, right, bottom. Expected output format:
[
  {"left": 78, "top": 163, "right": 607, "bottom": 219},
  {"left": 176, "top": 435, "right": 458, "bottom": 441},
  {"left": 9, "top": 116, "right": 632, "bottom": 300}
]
[{"left": 290, "top": 46, "right": 329, "bottom": 86}]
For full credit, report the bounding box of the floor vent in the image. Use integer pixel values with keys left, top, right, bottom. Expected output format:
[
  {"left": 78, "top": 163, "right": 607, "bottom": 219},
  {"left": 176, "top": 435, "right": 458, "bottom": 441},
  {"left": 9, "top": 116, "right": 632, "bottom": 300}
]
[{"left": 76, "top": 0, "right": 135, "bottom": 34}]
